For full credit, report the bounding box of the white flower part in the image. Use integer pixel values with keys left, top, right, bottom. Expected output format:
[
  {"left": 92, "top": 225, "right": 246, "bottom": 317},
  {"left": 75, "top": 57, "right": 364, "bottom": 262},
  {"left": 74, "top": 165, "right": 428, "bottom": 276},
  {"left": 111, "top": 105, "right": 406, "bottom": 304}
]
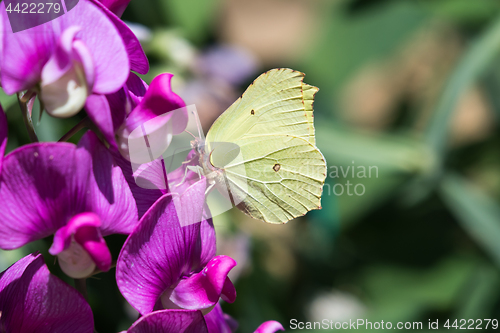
[
  {"left": 40, "top": 61, "right": 88, "bottom": 118},
  {"left": 57, "top": 238, "right": 96, "bottom": 279}
]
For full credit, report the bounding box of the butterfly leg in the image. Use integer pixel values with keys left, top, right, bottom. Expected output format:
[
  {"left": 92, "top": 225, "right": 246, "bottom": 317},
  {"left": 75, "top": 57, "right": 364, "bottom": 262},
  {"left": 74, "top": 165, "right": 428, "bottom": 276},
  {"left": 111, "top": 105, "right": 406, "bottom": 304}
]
[
  {"left": 205, "top": 182, "right": 216, "bottom": 196},
  {"left": 186, "top": 165, "right": 203, "bottom": 180},
  {"left": 174, "top": 165, "right": 203, "bottom": 188}
]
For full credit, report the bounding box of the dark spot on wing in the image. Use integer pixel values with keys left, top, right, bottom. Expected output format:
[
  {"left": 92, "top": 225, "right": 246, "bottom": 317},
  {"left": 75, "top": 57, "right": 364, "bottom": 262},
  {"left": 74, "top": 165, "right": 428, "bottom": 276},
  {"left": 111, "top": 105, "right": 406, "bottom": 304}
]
[
  {"left": 251, "top": 109, "right": 255, "bottom": 115},
  {"left": 273, "top": 163, "right": 281, "bottom": 172}
]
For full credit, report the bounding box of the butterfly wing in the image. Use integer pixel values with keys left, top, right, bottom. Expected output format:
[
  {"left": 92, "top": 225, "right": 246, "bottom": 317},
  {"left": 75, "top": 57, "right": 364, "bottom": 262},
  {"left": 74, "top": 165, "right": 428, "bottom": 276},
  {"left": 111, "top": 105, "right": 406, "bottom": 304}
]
[
  {"left": 214, "top": 134, "right": 326, "bottom": 224},
  {"left": 204, "top": 68, "right": 326, "bottom": 223},
  {"left": 205, "top": 68, "right": 318, "bottom": 147}
]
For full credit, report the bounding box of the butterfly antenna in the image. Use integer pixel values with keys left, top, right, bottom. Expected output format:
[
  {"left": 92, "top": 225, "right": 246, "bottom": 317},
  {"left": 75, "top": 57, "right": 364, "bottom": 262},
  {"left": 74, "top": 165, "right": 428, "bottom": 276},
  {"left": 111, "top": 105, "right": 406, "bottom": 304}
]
[{"left": 185, "top": 130, "right": 196, "bottom": 139}]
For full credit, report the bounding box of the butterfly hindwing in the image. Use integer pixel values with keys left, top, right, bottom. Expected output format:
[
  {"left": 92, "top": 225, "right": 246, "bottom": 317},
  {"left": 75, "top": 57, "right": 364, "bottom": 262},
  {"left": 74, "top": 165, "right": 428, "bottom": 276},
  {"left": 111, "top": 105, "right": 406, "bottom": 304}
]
[
  {"left": 204, "top": 68, "right": 326, "bottom": 223},
  {"left": 214, "top": 134, "right": 326, "bottom": 224}
]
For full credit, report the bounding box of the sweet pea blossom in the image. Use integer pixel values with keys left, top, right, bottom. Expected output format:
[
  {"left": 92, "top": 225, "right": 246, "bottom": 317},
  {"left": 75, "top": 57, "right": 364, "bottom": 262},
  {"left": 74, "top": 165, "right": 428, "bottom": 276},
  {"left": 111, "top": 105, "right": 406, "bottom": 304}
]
[
  {"left": 0, "top": 0, "right": 148, "bottom": 117},
  {"left": 116, "top": 178, "right": 237, "bottom": 315},
  {"left": 122, "top": 306, "right": 284, "bottom": 333},
  {"left": 85, "top": 72, "right": 187, "bottom": 155},
  {"left": 0, "top": 131, "right": 138, "bottom": 278},
  {"left": 0, "top": 253, "right": 94, "bottom": 332},
  {"left": 89, "top": 73, "right": 188, "bottom": 218}
]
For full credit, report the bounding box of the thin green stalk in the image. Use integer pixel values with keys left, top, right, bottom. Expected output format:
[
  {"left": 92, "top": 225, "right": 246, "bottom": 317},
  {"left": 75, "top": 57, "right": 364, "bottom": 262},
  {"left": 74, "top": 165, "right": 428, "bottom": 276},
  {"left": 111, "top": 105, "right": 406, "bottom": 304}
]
[
  {"left": 58, "top": 116, "right": 90, "bottom": 142},
  {"left": 74, "top": 278, "right": 88, "bottom": 301},
  {"left": 17, "top": 92, "right": 38, "bottom": 143},
  {"left": 425, "top": 15, "right": 500, "bottom": 159}
]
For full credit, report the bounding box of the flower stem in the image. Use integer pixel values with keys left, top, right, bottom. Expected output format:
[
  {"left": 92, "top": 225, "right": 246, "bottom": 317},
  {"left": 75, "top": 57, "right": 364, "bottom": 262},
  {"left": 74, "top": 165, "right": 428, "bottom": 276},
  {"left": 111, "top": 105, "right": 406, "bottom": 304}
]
[
  {"left": 59, "top": 116, "right": 90, "bottom": 142},
  {"left": 74, "top": 278, "right": 88, "bottom": 301},
  {"left": 17, "top": 92, "right": 38, "bottom": 143}
]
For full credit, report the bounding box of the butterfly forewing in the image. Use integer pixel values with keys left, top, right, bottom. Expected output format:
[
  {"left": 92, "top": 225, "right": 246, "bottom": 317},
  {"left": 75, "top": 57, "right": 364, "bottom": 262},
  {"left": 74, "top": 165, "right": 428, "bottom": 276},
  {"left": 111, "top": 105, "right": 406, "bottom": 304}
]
[{"left": 205, "top": 68, "right": 317, "bottom": 149}]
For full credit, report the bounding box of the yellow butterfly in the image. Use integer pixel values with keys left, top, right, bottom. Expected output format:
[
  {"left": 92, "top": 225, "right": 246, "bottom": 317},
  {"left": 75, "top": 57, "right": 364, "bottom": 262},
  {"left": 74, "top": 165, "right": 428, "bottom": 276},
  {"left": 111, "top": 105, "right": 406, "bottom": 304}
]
[{"left": 194, "top": 68, "right": 327, "bottom": 224}]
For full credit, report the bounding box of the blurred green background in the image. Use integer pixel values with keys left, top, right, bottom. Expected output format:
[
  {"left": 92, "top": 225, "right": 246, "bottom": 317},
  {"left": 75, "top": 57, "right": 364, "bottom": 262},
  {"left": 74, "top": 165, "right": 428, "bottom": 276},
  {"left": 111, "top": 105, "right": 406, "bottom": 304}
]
[{"left": 4, "top": 0, "right": 500, "bottom": 331}]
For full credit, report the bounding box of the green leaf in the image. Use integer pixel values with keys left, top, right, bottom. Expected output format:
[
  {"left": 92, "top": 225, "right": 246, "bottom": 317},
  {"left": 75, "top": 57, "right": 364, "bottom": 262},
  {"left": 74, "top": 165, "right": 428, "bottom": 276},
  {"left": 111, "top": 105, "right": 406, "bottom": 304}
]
[
  {"left": 362, "top": 258, "right": 476, "bottom": 322},
  {"left": 0, "top": 89, "right": 18, "bottom": 110},
  {"left": 425, "top": 15, "right": 500, "bottom": 157},
  {"left": 316, "top": 123, "right": 433, "bottom": 174},
  {"left": 301, "top": 1, "right": 427, "bottom": 112},
  {"left": 440, "top": 173, "right": 500, "bottom": 267},
  {"left": 455, "top": 264, "right": 500, "bottom": 319},
  {"left": 423, "top": 0, "right": 500, "bottom": 24},
  {"left": 316, "top": 123, "right": 434, "bottom": 223},
  {"left": 159, "top": 0, "right": 220, "bottom": 42}
]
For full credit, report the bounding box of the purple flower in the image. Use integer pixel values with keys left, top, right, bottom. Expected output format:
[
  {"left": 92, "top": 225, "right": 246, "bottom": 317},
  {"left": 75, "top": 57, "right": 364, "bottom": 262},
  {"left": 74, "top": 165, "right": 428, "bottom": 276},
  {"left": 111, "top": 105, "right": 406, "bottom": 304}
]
[
  {"left": 0, "top": 0, "right": 148, "bottom": 117},
  {"left": 0, "top": 253, "right": 94, "bottom": 332},
  {"left": 123, "top": 307, "right": 284, "bottom": 333},
  {"left": 0, "top": 131, "right": 138, "bottom": 278},
  {"left": 116, "top": 178, "right": 236, "bottom": 315},
  {"left": 85, "top": 73, "right": 187, "bottom": 154}
]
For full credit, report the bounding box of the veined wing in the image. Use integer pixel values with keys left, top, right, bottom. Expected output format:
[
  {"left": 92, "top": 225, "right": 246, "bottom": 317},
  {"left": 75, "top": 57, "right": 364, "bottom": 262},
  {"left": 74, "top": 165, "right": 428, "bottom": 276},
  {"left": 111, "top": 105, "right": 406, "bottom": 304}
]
[
  {"left": 216, "top": 134, "right": 326, "bottom": 224},
  {"left": 205, "top": 68, "right": 319, "bottom": 152}
]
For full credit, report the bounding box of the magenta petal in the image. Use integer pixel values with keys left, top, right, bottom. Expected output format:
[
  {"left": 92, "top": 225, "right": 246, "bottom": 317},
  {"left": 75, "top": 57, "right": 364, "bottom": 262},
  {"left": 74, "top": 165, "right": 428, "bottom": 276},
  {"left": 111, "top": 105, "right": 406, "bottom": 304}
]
[
  {"left": 173, "top": 177, "right": 207, "bottom": 227},
  {"left": 79, "top": 131, "right": 139, "bottom": 235},
  {"left": 127, "top": 310, "right": 208, "bottom": 333},
  {"left": 48, "top": 212, "right": 101, "bottom": 255},
  {"left": 85, "top": 94, "right": 117, "bottom": 149},
  {"left": 74, "top": 218, "right": 112, "bottom": 272},
  {"left": 254, "top": 321, "right": 285, "bottom": 333},
  {"left": 64, "top": 0, "right": 130, "bottom": 94},
  {"left": 0, "top": 132, "right": 137, "bottom": 250},
  {"left": 200, "top": 217, "right": 217, "bottom": 268},
  {"left": 126, "top": 72, "right": 149, "bottom": 105},
  {"left": 85, "top": 73, "right": 147, "bottom": 150},
  {"left": 220, "top": 277, "right": 236, "bottom": 303},
  {"left": 205, "top": 303, "right": 236, "bottom": 333},
  {"left": 89, "top": 0, "right": 149, "bottom": 74},
  {"left": 0, "top": 105, "right": 7, "bottom": 170},
  {"left": 124, "top": 74, "right": 187, "bottom": 134},
  {"left": 40, "top": 26, "right": 80, "bottom": 86},
  {"left": 112, "top": 149, "right": 164, "bottom": 218},
  {"left": 0, "top": 2, "right": 51, "bottom": 93},
  {"left": 0, "top": 253, "right": 94, "bottom": 333},
  {"left": 0, "top": 143, "right": 90, "bottom": 249},
  {"left": 170, "top": 256, "right": 237, "bottom": 310},
  {"left": 49, "top": 212, "right": 112, "bottom": 272},
  {"left": 116, "top": 194, "right": 215, "bottom": 314}
]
